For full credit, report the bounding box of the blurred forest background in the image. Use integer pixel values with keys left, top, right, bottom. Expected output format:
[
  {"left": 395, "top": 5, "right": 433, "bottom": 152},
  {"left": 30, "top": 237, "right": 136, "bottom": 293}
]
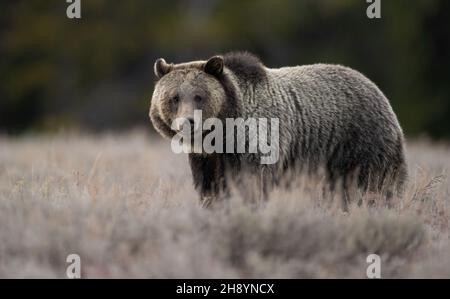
[{"left": 0, "top": 0, "right": 449, "bottom": 138}]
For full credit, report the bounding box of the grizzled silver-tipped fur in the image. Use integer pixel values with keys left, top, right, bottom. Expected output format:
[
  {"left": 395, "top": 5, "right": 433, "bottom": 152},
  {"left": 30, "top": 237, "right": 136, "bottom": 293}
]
[{"left": 150, "top": 51, "right": 407, "bottom": 207}]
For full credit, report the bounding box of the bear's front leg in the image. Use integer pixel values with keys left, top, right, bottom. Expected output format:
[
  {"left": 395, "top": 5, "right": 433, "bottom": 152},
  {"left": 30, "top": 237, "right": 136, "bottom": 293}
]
[{"left": 188, "top": 153, "right": 227, "bottom": 206}]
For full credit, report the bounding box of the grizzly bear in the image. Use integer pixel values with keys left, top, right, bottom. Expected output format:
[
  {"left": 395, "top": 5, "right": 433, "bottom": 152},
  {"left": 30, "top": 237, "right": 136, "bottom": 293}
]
[{"left": 149, "top": 52, "right": 407, "bottom": 207}]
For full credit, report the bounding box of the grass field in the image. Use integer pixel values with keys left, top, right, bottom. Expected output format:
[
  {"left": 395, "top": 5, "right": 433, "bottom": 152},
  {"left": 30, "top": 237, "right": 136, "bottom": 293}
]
[{"left": 0, "top": 130, "right": 449, "bottom": 278}]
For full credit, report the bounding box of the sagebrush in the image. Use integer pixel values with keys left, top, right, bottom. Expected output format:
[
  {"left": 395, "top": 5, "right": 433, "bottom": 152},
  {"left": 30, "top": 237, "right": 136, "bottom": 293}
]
[{"left": 0, "top": 131, "right": 449, "bottom": 278}]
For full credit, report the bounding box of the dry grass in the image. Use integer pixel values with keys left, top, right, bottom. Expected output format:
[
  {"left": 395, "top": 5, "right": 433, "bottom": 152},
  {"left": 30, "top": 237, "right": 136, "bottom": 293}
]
[{"left": 0, "top": 130, "right": 449, "bottom": 278}]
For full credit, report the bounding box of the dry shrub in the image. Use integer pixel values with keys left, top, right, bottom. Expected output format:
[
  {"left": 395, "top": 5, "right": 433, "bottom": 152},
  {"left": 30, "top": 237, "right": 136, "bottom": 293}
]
[{"left": 0, "top": 131, "right": 448, "bottom": 278}]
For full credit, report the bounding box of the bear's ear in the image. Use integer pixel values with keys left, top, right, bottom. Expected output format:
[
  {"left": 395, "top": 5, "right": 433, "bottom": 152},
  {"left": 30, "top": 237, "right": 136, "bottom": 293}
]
[
  {"left": 204, "top": 56, "right": 224, "bottom": 77},
  {"left": 154, "top": 58, "right": 172, "bottom": 79}
]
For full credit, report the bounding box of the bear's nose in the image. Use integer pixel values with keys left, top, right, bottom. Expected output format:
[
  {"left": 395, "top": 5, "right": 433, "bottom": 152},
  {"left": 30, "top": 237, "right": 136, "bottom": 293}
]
[{"left": 187, "top": 117, "right": 195, "bottom": 130}]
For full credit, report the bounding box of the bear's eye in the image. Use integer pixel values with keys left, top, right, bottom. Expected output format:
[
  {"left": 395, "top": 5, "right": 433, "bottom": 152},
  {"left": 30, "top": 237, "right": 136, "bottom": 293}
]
[
  {"left": 194, "top": 95, "right": 202, "bottom": 103},
  {"left": 171, "top": 95, "right": 180, "bottom": 104}
]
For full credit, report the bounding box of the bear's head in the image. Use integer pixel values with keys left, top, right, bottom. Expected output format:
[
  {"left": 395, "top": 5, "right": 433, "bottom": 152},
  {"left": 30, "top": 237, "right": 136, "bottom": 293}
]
[{"left": 149, "top": 56, "right": 229, "bottom": 139}]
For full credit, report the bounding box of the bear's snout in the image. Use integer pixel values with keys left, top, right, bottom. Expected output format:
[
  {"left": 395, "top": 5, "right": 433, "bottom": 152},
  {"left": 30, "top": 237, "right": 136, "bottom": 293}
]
[{"left": 173, "top": 117, "right": 197, "bottom": 135}]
